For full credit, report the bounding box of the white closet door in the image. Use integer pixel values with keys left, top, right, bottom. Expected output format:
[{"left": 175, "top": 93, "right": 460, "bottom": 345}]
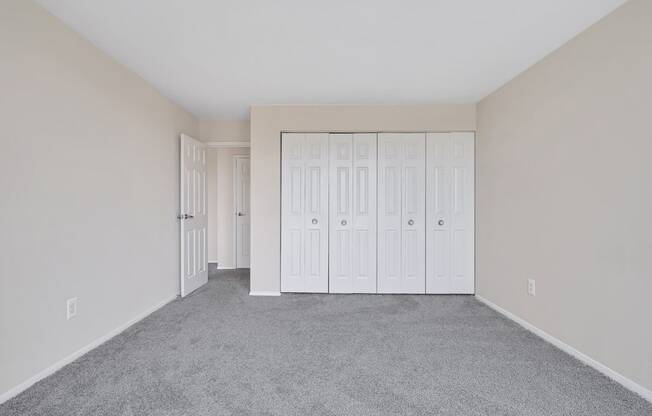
[
  {"left": 303, "top": 134, "right": 329, "bottom": 292},
  {"left": 352, "top": 134, "right": 377, "bottom": 293},
  {"left": 281, "top": 133, "right": 329, "bottom": 293},
  {"left": 329, "top": 133, "right": 377, "bottom": 293},
  {"left": 281, "top": 134, "right": 305, "bottom": 292},
  {"left": 377, "top": 135, "right": 402, "bottom": 293},
  {"left": 329, "top": 134, "right": 353, "bottom": 292},
  {"left": 378, "top": 133, "right": 425, "bottom": 294},
  {"left": 402, "top": 134, "right": 426, "bottom": 293},
  {"left": 426, "top": 132, "right": 474, "bottom": 294}
]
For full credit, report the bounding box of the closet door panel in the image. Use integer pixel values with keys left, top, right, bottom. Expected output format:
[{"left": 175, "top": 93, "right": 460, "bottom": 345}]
[
  {"left": 426, "top": 132, "right": 474, "bottom": 294},
  {"left": 329, "top": 134, "right": 353, "bottom": 293},
  {"left": 426, "top": 133, "right": 451, "bottom": 293},
  {"left": 352, "top": 133, "right": 377, "bottom": 293},
  {"left": 377, "top": 135, "right": 403, "bottom": 293},
  {"left": 330, "top": 133, "right": 377, "bottom": 293},
  {"left": 401, "top": 134, "right": 426, "bottom": 293},
  {"left": 281, "top": 134, "right": 305, "bottom": 292},
  {"left": 304, "top": 133, "right": 329, "bottom": 293},
  {"left": 450, "top": 132, "right": 474, "bottom": 293},
  {"left": 281, "top": 133, "right": 329, "bottom": 293}
]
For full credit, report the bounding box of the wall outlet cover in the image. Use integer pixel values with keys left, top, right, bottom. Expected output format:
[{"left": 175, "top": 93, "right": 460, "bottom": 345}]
[
  {"left": 66, "top": 297, "right": 78, "bottom": 320},
  {"left": 527, "top": 279, "right": 536, "bottom": 296}
]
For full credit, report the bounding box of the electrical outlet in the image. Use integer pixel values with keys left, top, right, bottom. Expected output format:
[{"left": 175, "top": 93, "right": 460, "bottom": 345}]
[
  {"left": 527, "top": 279, "right": 536, "bottom": 296},
  {"left": 66, "top": 297, "right": 77, "bottom": 320}
]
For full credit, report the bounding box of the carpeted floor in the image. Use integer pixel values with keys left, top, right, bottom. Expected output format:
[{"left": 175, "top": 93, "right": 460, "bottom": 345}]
[{"left": 2, "top": 269, "right": 650, "bottom": 416}]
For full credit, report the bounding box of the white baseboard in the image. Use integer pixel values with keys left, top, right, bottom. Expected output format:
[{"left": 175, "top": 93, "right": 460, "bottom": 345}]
[
  {"left": 217, "top": 265, "right": 235, "bottom": 270},
  {"left": 475, "top": 295, "right": 652, "bottom": 403},
  {"left": 249, "top": 291, "right": 281, "bottom": 296},
  {"left": 0, "top": 294, "right": 177, "bottom": 405}
]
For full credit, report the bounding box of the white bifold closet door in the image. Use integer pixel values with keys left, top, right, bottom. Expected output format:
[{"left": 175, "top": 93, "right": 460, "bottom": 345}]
[
  {"left": 377, "top": 133, "right": 426, "bottom": 294},
  {"left": 281, "top": 133, "right": 329, "bottom": 293},
  {"left": 329, "top": 134, "right": 377, "bottom": 293},
  {"left": 426, "top": 132, "right": 475, "bottom": 294}
]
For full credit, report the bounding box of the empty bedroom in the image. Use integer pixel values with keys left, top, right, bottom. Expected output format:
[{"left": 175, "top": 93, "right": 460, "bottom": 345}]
[{"left": 0, "top": 0, "right": 650, "bottom": 415}]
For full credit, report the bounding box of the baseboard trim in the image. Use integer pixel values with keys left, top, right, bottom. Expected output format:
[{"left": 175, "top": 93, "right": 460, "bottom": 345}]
[
  {"left": 0, "top": 294, "right": 177, "bottom": 405},
  {"left": 475, "top": 295, "right": 652, "bottom": 403},
  {"left": 217, "top": 265, "right": 235, "bottom": 270},
  {"left": 249, "top": 291, "right": 281, "bottom": 296}
]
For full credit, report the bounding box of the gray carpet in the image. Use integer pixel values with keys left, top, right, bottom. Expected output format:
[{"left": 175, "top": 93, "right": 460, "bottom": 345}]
[{"left": 2, "top": 269, "right": 650, "bottom": 416}]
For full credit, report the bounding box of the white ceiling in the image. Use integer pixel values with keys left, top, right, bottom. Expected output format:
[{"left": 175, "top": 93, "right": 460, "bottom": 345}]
[{"left": 35, "top": 0, "right": 626, "bottom": 119}]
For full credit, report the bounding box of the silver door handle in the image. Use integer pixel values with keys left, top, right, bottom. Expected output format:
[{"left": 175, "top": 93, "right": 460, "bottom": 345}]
[
  {"left": 312, "top": 218, "right": 318, "bottom": 225},
  {"left": 438, "top": 219, "right": 444, "bottom": 226},
  {"left": 408, "top": 219, "right": 414, "bottom": 226},
  {"left": 177, "top": 214, "right": 194, "bottom": 220},
  {"left": 341, "top": 220, "right": 347, "bottom": 226},
  {"left": 237, "top": 212, "right": 245, "bottom": 216}
]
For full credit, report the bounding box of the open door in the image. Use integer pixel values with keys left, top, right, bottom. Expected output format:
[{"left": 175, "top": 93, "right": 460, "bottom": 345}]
[{"left": 179, "top": 134, "right": 208, "bottom": 297}]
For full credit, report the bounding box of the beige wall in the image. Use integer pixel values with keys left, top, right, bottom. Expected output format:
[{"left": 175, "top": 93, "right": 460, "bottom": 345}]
[
  {"left": 206, "top": 149, "right": 219, "bottom": 262},
  {"left": 0, "top": 0, "right": 198, "bottom": 397},
  {"left": 199, "top": 119, "right": 250, "bottom": 141},
  {"left": 206, "top": 147, "right": 250, "bottom": 267},
  {"left": 477, "top": 0, "right": 652, "bottom": 392},
  {"left": 249, "top": 104, "right": 476, "bottom": 293}
]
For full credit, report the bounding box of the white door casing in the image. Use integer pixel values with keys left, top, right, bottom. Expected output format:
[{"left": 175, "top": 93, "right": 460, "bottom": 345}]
[
  {"left": 180, "top": 134, "right": 208, "bottom": 297},
  {"left": 329, "top": 133, "right": 377, "bottom": 293},
  {"left": 378, "top": 133, "right": 426, "bottom": 294},
  {"left": 426, "top": 132, "right": 475, "bottom": 294},
  {"left": 234, "top": 156, "right": 251, "bottom": 268},
  {"left": 281, "top": 133, "right": 329, "bottom": 293}
]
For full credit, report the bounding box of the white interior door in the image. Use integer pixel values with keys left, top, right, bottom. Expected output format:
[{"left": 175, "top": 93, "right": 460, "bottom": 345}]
[
  {"left": 281, "top": 134, "right": 304, "bottom": 292},
  {"left": 401, "top": 134, "right": 426, "bottom": 293},
  {"left": 180, "top": 134, "right": 208, "bottom": 297},
  {"left": 329, "top": 134, "right": 353, "bottom": 292},
  {"left": 378, "top": 133, "right": 426, "bottom": 294},
  {"left": 329, "top": 133, "right": 377, "bottom": 293},
  {"left": 234, "top": 156, "right": 251, "bottom": 268},
  {"left": 426, "top": 132, "right": 475, "bottom": 294},
  {"left": 281, "top": 133, "right": 329, "bottom": 293}
]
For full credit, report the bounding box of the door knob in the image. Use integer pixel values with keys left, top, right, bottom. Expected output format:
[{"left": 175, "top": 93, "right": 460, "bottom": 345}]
[
  {"left": 408, "top": 219, "right": 414, "bottom": 226},
  {"left": 177, "top": 214, "right": 194, "bottom": 220},
  {"left": 341, "top": 220, "right": 347, "bottom": 226},
  {"left": 438, "top": 219, "right": 444, "bottom": 226},
  {"left": 312, "top": 218, "right": 318, "bottom": 225},
  {"left": 237, "top": 212, "right": 244, "bottom": 216}
]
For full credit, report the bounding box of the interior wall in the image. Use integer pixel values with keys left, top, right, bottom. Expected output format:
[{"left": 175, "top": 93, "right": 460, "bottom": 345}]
[
  {"left": 476, "top": 0, "right": 652, "bottom": 393},
  {"left": 199, "top": 119, "right": 250, "bottom": 141},
  {"left": 206, "top": 147, "right": 250, "bottom": 267},
  {"left": 0, "top": 0, "right": 198, "bottom": 398},
  {"left": 206, "top": 149, "right": 218, "bottom": 262},
  {"left": 249, "top": 104, "right": 476, "bottom": 293}
]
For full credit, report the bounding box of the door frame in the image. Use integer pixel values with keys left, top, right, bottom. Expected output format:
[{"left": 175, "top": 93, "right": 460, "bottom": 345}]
[{"left": 233, "top": 155, "right": 250, "bottom": 268}]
